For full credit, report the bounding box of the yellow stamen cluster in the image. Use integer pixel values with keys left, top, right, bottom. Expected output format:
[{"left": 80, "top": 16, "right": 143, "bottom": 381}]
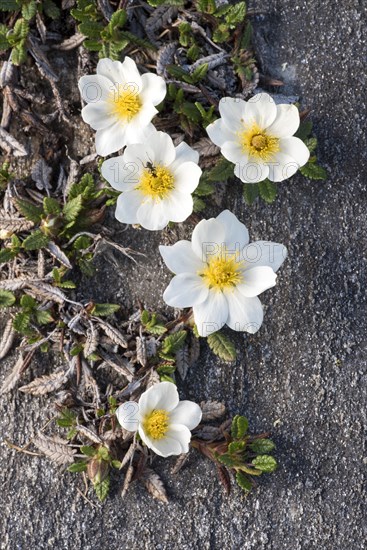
[
  {"left": 109, "top": 90, "right": 141, "bottom": 121},
  {"left": 239, "top": 122, "right": 280, "bottom": 161},
  {"left": 200, "top": 255, "right": 243, "bottom": 291},
  {"left": 138, "top": 165, "right": 174, "bottom": 199},
  {"left": 144, "top": 409, "right": 169, "bottom": 440}
]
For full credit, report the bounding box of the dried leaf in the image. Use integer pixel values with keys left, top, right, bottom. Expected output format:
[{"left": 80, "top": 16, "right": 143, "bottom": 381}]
[
  {"left": 31, "top": 158, "right": 52, "bottom": 191},
  {"left": 53, "top": 33, "right": 85, "bottom": 50},
  {"left": 156, "top": 42, "right": 177, "bottom": 77},
  {"left": 142, "top": 468, "right": 169, "bottom": 504},
  {"left": 146, "top": 6, "right": 178, "bottom": 46},
  {"left": 0, "top": 318, "right": 15, "bottom": 360},
  {"left": 46, "top": 242, "right": 72, "bottom": 269},
  {"left": 0, "top": 209, "right": 34, "bottom": 232},
  {"left": 175, "top": 344, "right": 190, "bottom": 380},
  {"left": 119, "top": 441, "right": 137, "bottom": 470},
  {"left": 0, "top": 279, "right": 28, "bottom": 291},
  {"left": 0, "top": 351, "right": 34, "bottom": 394},
  {"left": 33, "top": 433, "right": 76, "bottom": 465},
  {"left": 136, "top": 336, "right": 147, "bottom": 367},
  {"left": 19, "top": 371, "right": 67, "bottom": 396},
  {"left": 0, "top": 127, "right": 27, "bottom": 156},
  {"left": 192, "top": 137, "right": 220, "bottom": 158},
  {"left": 171, "top": 452, "right": 190, "bottom": 475},
  {"left": 26, "top": 282, "right": 66, "bottom": 304},
  {"left": 98, "top": 354, "right": 134, "bottom": 381},
  {"left": 76, "top": 425, "right": 103, "bottom": 445},
  {"left": 94, "top": 318, "right": 128, "bottom": 348},
  {"left": 146, "top": 369, "right": 160, "bottom": 389},
  {"left": 121, "top": 464, "right": 134, "bottom": 498},
  {"left": 84, "top": 323, "right": 98, "bottom": 357},
  {"left": 193, "top": 425, "right": 222, "bottom": 440},
  {"left": 216, "top": 463, "right": 231, "bottom": 495},
  {"left": 200, "top": 400, "right": 226, "bottom": 422}
]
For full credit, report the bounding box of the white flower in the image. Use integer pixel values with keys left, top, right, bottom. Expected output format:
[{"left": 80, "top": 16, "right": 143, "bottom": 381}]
[
  {"left": 116, "top": 382, "right": 202, "bottom": 457},
  {"left": 101, "top": 130, "right": 202, "bottom": 230},
  {"left": 206, "top": 93, "right": 310, "bottom": 183},
  {"left": 160, "top": 210, "right": 287, "bottom": 337},
  {"left": 78, "top": 57, "right": 166, "bottom": 156}
]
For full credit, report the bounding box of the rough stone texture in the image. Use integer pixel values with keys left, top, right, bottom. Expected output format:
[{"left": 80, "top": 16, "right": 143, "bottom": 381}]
[{"left": 1, "top": 1, "right": 366, "bottom": 549}]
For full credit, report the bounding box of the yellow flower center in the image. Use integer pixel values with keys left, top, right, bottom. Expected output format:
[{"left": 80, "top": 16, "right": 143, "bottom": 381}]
[
  {"left": 143, "top": 409, "right": 169, "bottom": 440},
  {"left": 200, "top": 255, "right": 244, "bottom": 291},
  {"left": 238, "top": 122, "right": 280, "bottom": 161},
  {"left": 108, "top": 89, "right": 142, "bottom": 121},
  {"left": 137, "top": 164, "right": 174, "bottom": 199}
]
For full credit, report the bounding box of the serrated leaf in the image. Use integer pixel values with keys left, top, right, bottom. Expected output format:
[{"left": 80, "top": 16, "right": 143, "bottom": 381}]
[
  {"left": 299, "top": 160, "right": 327, "bottom": 180},
  {"left": 79, "top": 20, "right": 103, "bottom": 40},
  {"left": 225, "top": 2, "right": 246, "bottom": 26},
  {"left": 206, "top": 157, "right": 234, "bottom": 182},
  {"left": 191, "top": 63, "right": 208, "bottom": 83},
  {"left": 43, "top": 197, "right": 61, "bottom": 215},
  {"left": 91, "top": 303, "right": 120, "bottom": 317},
  {"left": 80, "top": 445, "right": 97, "bottom": 457},
  {"left": 22, "top": 0, "right": 37, "bottom": 21},
  {"left": 20, "top": 294, "right": 36, "bottom": 309},
  {"left": 67, "top": 461, "right": 88, "bottom": 473},
  {"left": 0, "top": 0, "right": 18, "bottom": 11},
  {"left": 207, "top": 331, "right": 236, "bottom": 362},
  {"left": 236, "top": 471, "right": 253, "bottom": 492},
  {"left": 251, "top": 455, "right": 277, "bottom": 473},
  {"left": 250, "top": 439, "right": 276, "bottom": 454},
  {"left": 161, "top": 330, "right": 187, "bottom": 355},
  {"left": 15, "top": 198, "right": 42, "bottom": 223},
  {"left": 23, "top": 230, "right": 49, "bottom": 250},
  {"left": 294, "top": 119, "right": 313, "bottom": 141},
  {"left": 43, "top": 0, "right": 60, "bottom": 19},
  {"left": 0, "top": 248, "right": 15, "bottom": 263},
  {"left": 13, "top": 312, "right": 30, "bottom": 333},
  {"left": 63, "top": 195, "right": 83, "bottom": 222},
  {"left": 0, "top": 289, "right": 15, "bottom": 308},
  {"left": 258, "top": 179, "right": 277, "bottom": 203},
  {"left": 94, "top": 476, "right": 110, "bottom": 502},
  {"left": 19, "top": 371, "right": 66, "bottom": 395},
  {"left": 243, "top": 182, "right": 259, "bottom": 205},
  {"left": 231, "top": 415, "right": 249, "bottom": 439},
  {"left": 143, "top": 468, "right": 168, "bottom": 503},
  {"left": 35, "top": 309, "right": 54, "bottom": 325}
]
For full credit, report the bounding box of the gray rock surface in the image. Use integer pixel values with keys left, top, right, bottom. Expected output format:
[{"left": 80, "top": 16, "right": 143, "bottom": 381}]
[{"left": 1, "top": 1, "right": 366, "bottom": 548}]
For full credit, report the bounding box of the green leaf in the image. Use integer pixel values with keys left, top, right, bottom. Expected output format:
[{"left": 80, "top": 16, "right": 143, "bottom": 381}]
[
  {"left": 80, "top": 445, "right": 97, "bottom": 457},
  {"left": 141, "top": 309, "right": 150, "bottom": 325},
  {"left": 57, "top": 408, "right": 77, "bottom": 428},
  {"left": 167, "top": 64, "right": 193, "bottom": 84},
  {"left": 207, "top": 331, "right": 236, "bottom": 362},
  {"left": 250, "top": 439, "right": 276, "bottom": 454},
  {"left": 58, "top": 280, "right": 76, "bottom": 289},
  {"left": 94, "top": 476, "right": 110, "bottom": 502},
  {"left": 243, "top": 182, "right": 259, "bottom": 205},
  {"left": 0, "top": 0, "right": 18, "bottom": 10},
  {"left": 0, "top": 25, "right": 9, "bottom": 51},
  {"left": 43, "top": 197, "right": 61, "bottom": 215},
  {"left": 13, "top": 19, "right": 29, "bottom": 40},
  {"left": 191, "top": 63, "right": 208, "bottom": 83},
  {"left": 299, "top": 160, "right": 327, "bottom": 180},
  {"left": 193, "top": 196, "right": 206, "bottom": 213},
  {"left": 109, "top": 8, "right": 127, "bottom": 29},
  {"left": 161, "top": 330, "right": 187, "bottom": 355},
  {"left": 79, "top": 20, "right": 103, "bottom": 39},
  {"left": 194, "top": 179, "right": 215, "bottom": 197},
  {"left": 213, "top": 24, "right": 230, "bottom": 44},
  {"left": 13, "top": 312, "right": 30, "bottom": 333},
  {"left": 35, "top": 310, "right": 54, "bottom": 325},
  {"left": 43, "top": 0, "right": 60, "bottom": 19},
  {"left": 225, "top": 2, "right": 246, "bottom": 26},
  {"left": 73, "top": 235, "right": 93, "bottom": 250},
  {"left": 11, "top": 42, "right": 27, "bottom": 65},
  {"left": 23, "top": 230, "right": 49, "bottom": 250},
  {"left": 206, "top": 157, "right": 234, "bottom": 182},
  {"left": 304, "top": 136, "right": 317, "bottom": 154},
  {"left": 228, "top": 440, "right": 246, "bottom": 454},
  {"left": 251, "top": 455, "right": 277, "bottom": 473},
  {"left": 22, "top": 0, "right": 37, "bottom": 21},
  {"left": 20, "top": 294, "right": 36, "bottom": 310},
  {"left": 67, "top": 461, "right": 88, "bottom": 473},
  {"left": 294, "top": 119, "right": 313, "bottom": 141},
  {"left": 15, "top": 198, "right": 42, "bottom": 223},
  {"left": 217, "top": 453, "right": 238, "bottom": 468},
  {"left": 231, "top": 415, "right": 248, "bottom": 439},
  {"left": 0, "top": 248, "right": 15, "bottom": 263},
  {"left": 196, "top": 0, "right": 216, "bottom": 14},
  {"left": 240, "top": 21, "right": 253, "bottom": 50},
  {"left": 91, "top": 303, "right": 120, "bottom": 317},
  {"left": 236, "top": 471, "right": 253, "bottom": 493},
  {"left": 0, "top": 289, "right": 16, "bottom": 308},
  {"left": 97, "top": 446, "right": 110, "bottom": 461},
  {"left": 258, "top": 179, "right": 277, "bottom": 203},
  {"left": 63, "top": 195, "right": 83, "bottom": 223}
]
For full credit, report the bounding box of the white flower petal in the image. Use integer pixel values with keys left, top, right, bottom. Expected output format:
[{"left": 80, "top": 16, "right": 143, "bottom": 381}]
[
  {"left": 138, "top": 381, "right": 179, "bottom": 416},
  {"left": 120, "top": 56, "right": 142, "bottom": 90},
  {"left": 140, "top": 72, "right": 167, "bottom": 105},
  {"left": 114, "top": 191, "right": 140, "bottom": 224},
  {"left": 115, "top": 402, "right": 139, "bottom": 432},
  {"left": 193, "top": 290, "right": 229, "bottom": 337},
  {"left": 242, "top": 241, "right": 287, "bottom": 272},
  {"left": 221, "top": 140, "right": 247, "bottom": 164},
  {"left": 145, "top": 425, "right": 191, "bottom": 457},
  {"left": 78, "top": 74, "right": 113, "bottom": 104},
  {"left": 162, "top": 190, "right": 193, "bottom": 223},
  {"left": 163, "top": 273, "right": 209, "bottom": 308},
  {"left": 95, "top": 122, "right": 128, "bottom": 156},
  {"left": 224, "top": 289, "right": 264, "bottom": 333},
  {"left": 206, "top": 118, "right": 236, "bottom": 147},
  {"left": 145, "top": 131, "right": 176, "bottom": 166},
  {"left": 266, "top": 104, "right": 300, "bottom": 137},
  {"left": 123, "top": 143, "right": 155, "bottom": 166},
  {"left": 191, "top": 218, "right": 226, "bottom": 261},
  {"left": 136, "top": 198, "right": 168, "bottom": 230},
  {"left": 169, "top": 401, "right": 202, "bottom": 430},
  {"left": 218, "top": 97, "right": 246, "bottom": 131},
  {"left": 133, "top": 103, "right": 158, "bottom": 131},
  {"left": 101, "top": 156, "right": 140, "bottom": 191},
  {"left": 216, "top": 209, "right": 249, "bottom": 251},
  {"left": 159, "top": 241, "right": 205, "bottom": 274},
  {"left": 81, "top": 102, "right": 114, "bottom": 130},
  {"left": 268, "top": 152, "right": 299, "bottom": 182},
  {"left": 246, "top": 93, "right": 277, "bottom": 129},
  {"left": 234, "top": 160, "right": 269, "bottom": 183},
  {"left": 279, "top": 137, "right": 310, "bottom": 167},
  {"left": 237, "top": 266, "right": 277, "bottom": 297},
  {"left": 171, "top": 141, "right": 199, "bottom": 167},
  {"left": 96, "top": 58, "right": 125, "bottom": 86},
  {"left": 173, "top": 162, "right": 202, "bottom": 193}
]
